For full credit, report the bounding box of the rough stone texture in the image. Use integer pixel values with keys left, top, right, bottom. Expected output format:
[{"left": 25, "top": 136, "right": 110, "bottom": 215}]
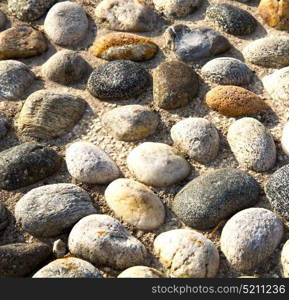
[
  {"left": 262, "top": 67, "right": 289, "bottom": 105},
  {"left": 0, "top": 115, "right": 8, "bottom": 138},
  {"left": 92, "top": 32, "right": 158, "bottom": 61},
  {"left": 118, "top": 266, "right": 163, "bottom": 278},
  {"left": 281, "top": 240, "right": 289, "bottom": 278},
  {"left": 172, "top": 168, "right": 260, "bottom": 230},
  {"left": 8, "top": 0, "right": 56, "bottom": 21},
  {"left": 220, "top": 208, "right": 284, "bottom": 271},
  {"left": 33, "top": 257, "right": 103, "bottom": 278},
  {"left": 171, "top": 118, "right": 219, "bottom": 163},
  {"left": 201, "top": 57, "right": 253, "bottom": 86},
  {"left": 165, "top": 25, "right": 231, "bottom": 62},
  {"left": 105, "top": 178, "right": 165, "bottom": 230},
  {"left": 42, "top": 50, "right": 89, "bottom": 84},
  {"left": 205, "top": 85, "right": 269, "bottom": 117},
  {"left": 68, "top": 214, "right": 147, "bottom": 269},
  {"left": 87, "top": 60, "right": 150, "bottom": 100},
  {"left": 94, "top": 0, "right": 158, "bottom": 32},
  {"left": 127, "top": 142, "right": 191, "bottom": 187},
  {"left": 65, "top": 141, "right": 120, "bottom": 184},
  {"left": 154, "top": 229, "right": 220, "bottom": 278},
  {"left": 0, "top": 25, "right": 47, "bottom": 60},
  {"left": 0, "top": 242, "right": 51, "bottom": 278},
  {"left": 0, "top": 60, "right": 34, "bottom": 101},
  {"left": 227, "top": 117, "right": 276, "bottom": 172},
  {"left": 44, "top": 1, "right": 88, "bottom": 46},
  {"left": 265, "top": 164, "right": 289, "bottom": 220},
  {"left": 153, "top": 61, "right": 199, "bottom": 110},
  {"left": 206, "top": 3, "right": 257, "bottom": 36},
  {"left": 16, "top": 90, "right": 86, "bottom": 139},
  {"left": 53, "top": 239, "right": 67, "bottom": 258},
  {"left": 0, "top": 203, "right": 8, "bottom": 231},
  {"left": 243, "top": 36, "right": 289, "bottom": 68},
  {"left": 0, "top": 142, "right": 62, "bottom": 191},
  {"left": 281, "top": 122, "right": 289, "bottom": 156},
  {"left": 258, "top": 0, "right": 289, "bottom": 30},
  {"left": 0, "top": 10, "right": 6, "bottom": 30},
  {"left": 102, "top": 105, "right": 159, "bottom": 141},
  {"left": 153, "top": 0, "right": 201, "bottom": 18}
]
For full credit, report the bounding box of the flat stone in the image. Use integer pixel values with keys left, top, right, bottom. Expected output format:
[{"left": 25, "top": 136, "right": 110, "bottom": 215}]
[
  {"left": 68, "top": 214, "right": 147, "bottom": 269},
  {"left": 172, "top": 168, "right": 260, "bottom": 230},
  {"left": 33, "top": 257, "right": 103, "bottom": 278},
  {"left": 165, "top": 25, "right": 230, "bottom": 62},
  {"left": 153, "top": 61, "right": 199, "bottom": 109},
  {"left": 220, "top": 208, "right": 283, "bottom": 271},
  {"left": 16, "top": 90, "right": 86, "bottom": 139},
  {"left": 118, "top": 266, "right": 163, "bottom": 278},
  {"left": 171, "top": 118, "right": 219, "bottom": 163},
  {"left": 281, "top": 122, "right": 289, "bottom": 156},
  {"left": 154, "top": 229, "right": 219, "bottom": 278},
  {"left": 0, "top": 10, "right": 6, "bottom": 30},
  {"left": 127, "top": 142, "right": 191, "bottom": 187},
  {"left": 227, "top": 117, "right": 276, "bottom": 172},
  {"left": 105, "top": 178, "right": 165, "bottom": 230},
  {"left": 0, "top": 25, "right": 47, "bottom": 60},
  {"left": 65, "top": 141, "right": 120, "bottom": 184},
  {"left": 102, "top": 105, "right": 159, "bottom": 141},
  {"left": 92, "top": 32, "right": 158, "bottom": 61},
  {"left": 0, "top": 60, "right": 34, "bottom": 101},
  {"left": 0, "top": 142, "right": 62, "bottom": 191},
  {"left": 0, "top": 203, "right": 8, "bottom": 231},
  {"left": 281, "top": 240, "right": 289, "bottom": 278}
]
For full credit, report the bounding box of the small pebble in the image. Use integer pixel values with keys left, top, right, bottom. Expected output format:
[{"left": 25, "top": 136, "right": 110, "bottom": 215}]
[
  {"left": 53, "top": 239, "right": 67, "bottom": 258},
  {"left": 281, "top": 122, "right": 289, "bottom": 156},
  {"left": 118, "top": 266, "right": 163, "bottom": 278},
  {"left": 281, "top": 240, "right": 289, "bottom": 278}
]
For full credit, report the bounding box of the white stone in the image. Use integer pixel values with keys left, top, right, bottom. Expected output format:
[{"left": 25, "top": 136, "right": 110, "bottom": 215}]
[
  {"left": 281, "top": 239, "right": 289, "bottom": 278},
  {"left": 281, "top": 122, "right": 289, "bottom": 156},
  {"left": 118, "top": 266, "right": 163, "bottom": 278}
]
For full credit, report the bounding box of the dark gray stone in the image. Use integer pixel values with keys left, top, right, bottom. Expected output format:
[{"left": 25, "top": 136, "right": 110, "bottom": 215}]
[
  {"left": 0, "top": 10, "right": 6, "bottom": 30},
  {"left": 0, "top": 203, "right": 8, "bottom": 231},
  {"left": 172, "top": 168, "right": 260, "bottom": 229},
  {"left": 0, "top": 115, "right": 8, "bottom": 138}
]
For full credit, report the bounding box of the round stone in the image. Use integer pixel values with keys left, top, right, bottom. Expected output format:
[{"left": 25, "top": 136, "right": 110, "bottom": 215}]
[
  {"left": 0, "top": 115, "right": 8, "bottom": 139},
  {"left": 265, "top": 164, "right": 289, "bottom": 220},
  {"left": 153, "top": 61, "right": 199, "bottom": 110},
  {"left": 8, "top": 0, "right": 56, "bottom": 21},
  {"left": 15, "top": 183, "right": 96, "bottom": 237},
  {"left": 281, "top": 122, "right": 289, "bottom": 156},
  {"left": 201, "top": 57, "right": 253, "bottom": 86},
  {"left": 0, "top": 203, "right": 8, "bottom": 231},
  {"left": 220, "top": 208, "right": 283, "bottom": 271},
  {"left": 0, "top": 60, "right": 34, "bottom": 101},
  {"left": 281, "top": 240, "right": 289, "bottom": 278},
  {"left": 227, "top": 117, "right": 276, "bottom": 172},
  {"left": 205, "top": 85, "right": 269, "bottom": 117},
  {"left": 243, "top": 36, "right": 289, "bottom": 68},
  {"left": 68, "top": 214, "right": 147, "bottom": 269},
  {"left": 42, "top": 50, "right": 89, "bottom": 84},
  {"left": 171, "top": 118, "right": 220, "bottom": 163},
  {"left": 154, "top": 229, "right": 219, "bottom": 278},
  {"left": 172, "top": 168, "right": 260, "bottom": 230},
  {"left": 92, "top": 32, "right": 158, "bottom": 62},
  {"left": 127, "top": 142, "right": 191, "bottom": 187},
  {"left": 87, "top": 60, "right": 150, "bottom": 100},
  {"left": 44, "top": 1, "right": 88, "bottom": 46},
  {"left": 16, "top": 90, "right": 86, "bottom": 139},
  {"left": 53, "top": 239, "right": 67, "bottom": 258},
  {"left": 65, "top": 141, "right": 120, "bottom": 184},
  {"left": 206, "top": 3, "right": 257, "bottom": 36},
  {"left": 102, "top": 105, "right": 159, "bottom": 141},
  {"left": 105, "top": 178, "right": 165, "bottom": 230},
  {"left": 118, "top": 266, "right": 163, "bottom": 278},
  {"left": 33, "top": 257, "right": 103, "bottom": 278},
  {"left": 0, "top": 10, "right": 6, "bottom": 30},
  {"left": 0, "top": 142, "right": 62, "bottom": 191}
]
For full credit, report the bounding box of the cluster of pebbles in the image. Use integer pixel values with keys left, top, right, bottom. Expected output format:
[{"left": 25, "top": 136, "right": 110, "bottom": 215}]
[{"left": 0, "top": 0, "right": 288, "bottom": 279}]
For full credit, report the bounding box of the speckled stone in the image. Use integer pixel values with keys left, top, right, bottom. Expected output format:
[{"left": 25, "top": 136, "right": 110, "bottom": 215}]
[
  {"left": 87, "top": 60, "right": 150, "bottom": 100},
  {"left": 102, "top": 105, "right": 159, "bottom": 141},
  {"left": 172, "top": 168, "right": 259, "bottom": 230},
  {"left": 220, "top": 208, "right": 283, "bottom": 271},
  {"left": 206, "top": 3, "right": 257, "bottom": 36},
  {"left": 0, "top": 142, "right": 62, "bottom": 191},
  {"left": 8, "top": 0, "right": 56, "bottom": 21},
  {"left": 0, "top": 115, "right": 8, "bottom": 138},
  {"left": 165, "top": 24, "right": 231, "bottom": 62},
  {"left": 0, "top": 10, "right": 6, "bottom": 30},
  {"left": 118, "top": 266, "right": 164, "bottom": 278},
  {"left": 0, "top": 203, "right": 8, "bottom": 231},
  {"left": 281, "top": 122, "right": 289, "bottom": 156},
  {"left": 265, "top": 164, "right": 289, "bottom": 220},
  {"left": 201, "top": 57, "right": 253, "bottom": 86},
  {"left": 281, "top": 240, "right": 289, "bottom": 278},
  {"left": 68, "top": 214, "right": 147, "bottom": 269},
  {"left": 154, "top": 229, "right": 219, "bottom": 278},
  {"left": 227, "top": 117, "right": 276, "bottom": 172},
  {"left": 171, "top": 118, "right": 220, "bottom": 163},
  {"left": 153, "top": 61, "right": 199, "bottom": 109},
  {"left": 243, "top": 36, "right": 289, "bottom": 68},
  {"left": 0, "top": 242, "right": 51, "bottom": 278},
  {"left": 127, "top": 142, "right": 191, "bottom": 187},
  {"left": 33, "top": 257, "right": 103, "bottom": 278}
]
